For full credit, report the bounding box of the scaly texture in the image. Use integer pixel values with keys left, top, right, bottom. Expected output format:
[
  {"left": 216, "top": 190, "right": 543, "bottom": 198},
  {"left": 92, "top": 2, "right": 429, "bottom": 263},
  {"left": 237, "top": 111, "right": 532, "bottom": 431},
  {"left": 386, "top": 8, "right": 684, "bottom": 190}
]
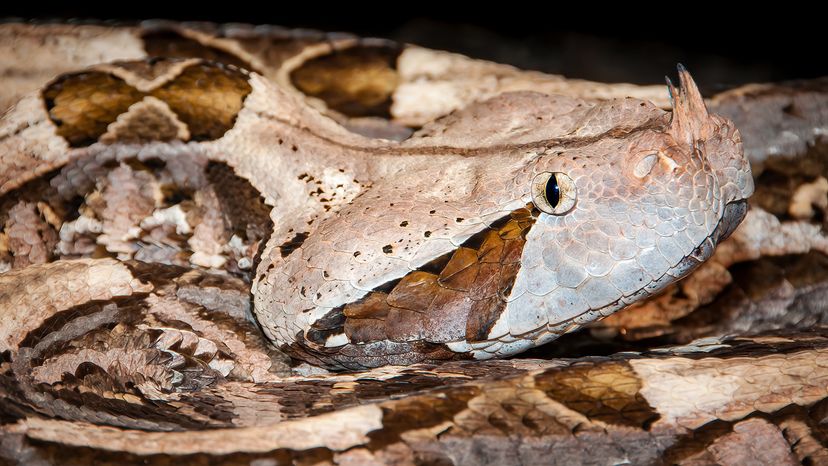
[{"left": 0, "top": 22, "right": 825, "bottom": 466}]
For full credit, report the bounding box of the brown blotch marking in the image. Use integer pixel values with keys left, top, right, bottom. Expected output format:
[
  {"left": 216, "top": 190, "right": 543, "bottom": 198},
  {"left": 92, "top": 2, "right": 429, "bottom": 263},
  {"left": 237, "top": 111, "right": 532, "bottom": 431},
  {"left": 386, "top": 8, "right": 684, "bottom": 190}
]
[
  {"left": 279, "top": 232, "right": 310, "bottom": 258},
  {"left": 206, "top": 162, "right": 273, "bottom": 243},
  {"left": 343, "top": 206, "right": 536, "bottom": 345},
  {"left": 122, "top": 260, "right": 190, "bottom": 287},
  {"left": 141, "top": 30, "right": 257, "bottom": 72},
  {"left": 659, "top": 419, "right": 735, "bottom": 465},
  {"left": 290, "top": 44, "right": 402, "bottom": 118},
  {"left": 43, "top": 60, "right": 253, "bottom": 147},
  {"left": 43, "top": 72, "right": 145, "bottom": 146},
  {"left": 367, "top": 385, "right": 480, "bottom": 452},
  {"left": 534, "top": 360, "right": 660, "bottom": 428},
  {"left": 152, "top": 63, "right": 252, "bottom": 141}
]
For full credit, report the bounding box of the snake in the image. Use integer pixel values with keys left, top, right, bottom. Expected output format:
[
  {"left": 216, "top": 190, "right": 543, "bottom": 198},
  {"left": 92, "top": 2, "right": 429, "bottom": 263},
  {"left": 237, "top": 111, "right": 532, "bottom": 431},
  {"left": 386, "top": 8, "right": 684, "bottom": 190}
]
[{"left": 1, "top": 21, "right": 827, "bottom": 465}]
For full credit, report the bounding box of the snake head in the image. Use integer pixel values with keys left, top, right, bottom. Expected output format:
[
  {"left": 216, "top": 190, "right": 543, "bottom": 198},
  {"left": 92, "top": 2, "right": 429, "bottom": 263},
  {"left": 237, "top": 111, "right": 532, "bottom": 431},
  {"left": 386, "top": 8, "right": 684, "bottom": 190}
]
[
  {"left": 489, "top": 65, "right": 754, "bottom": 357},
  {"left": 257, "top": 65, "right": 753, "bottom": 368}
]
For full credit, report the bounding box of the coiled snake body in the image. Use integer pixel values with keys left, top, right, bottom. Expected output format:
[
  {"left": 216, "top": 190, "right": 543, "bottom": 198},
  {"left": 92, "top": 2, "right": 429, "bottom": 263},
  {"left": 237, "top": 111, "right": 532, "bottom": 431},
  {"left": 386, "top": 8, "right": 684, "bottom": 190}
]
[{"left": 1, "top": 22, "right": 827, "bottom": 466}]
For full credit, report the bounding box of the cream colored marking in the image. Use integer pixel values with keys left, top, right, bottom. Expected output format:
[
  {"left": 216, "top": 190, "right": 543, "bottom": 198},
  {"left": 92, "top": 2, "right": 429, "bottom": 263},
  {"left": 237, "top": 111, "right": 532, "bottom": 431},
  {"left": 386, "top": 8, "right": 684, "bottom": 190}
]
[
  {"left": 325, "top": 332, "right": 349, "bottom": 347},
  {"left": 630, "top": 349, "right": 828, "bottom": 429},
  {"left": 97, "top": 58, "right": 202, "bottom": 92},
  {"left": 22, "top": 404, "right": 383, "bottom": 455},
  {"left": 392, "top": 47, "right": 669, "bottom": 126},
  {"left": 100, "top": 96, "right": 190, "bottom": 143}
]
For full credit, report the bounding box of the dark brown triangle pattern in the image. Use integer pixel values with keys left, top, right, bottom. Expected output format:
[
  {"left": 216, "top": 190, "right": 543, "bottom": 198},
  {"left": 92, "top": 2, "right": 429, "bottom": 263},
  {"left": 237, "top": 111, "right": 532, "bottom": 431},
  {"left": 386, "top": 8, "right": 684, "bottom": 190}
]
[{"left": 43, "top": 60, "right": 252, "bottom": 147}]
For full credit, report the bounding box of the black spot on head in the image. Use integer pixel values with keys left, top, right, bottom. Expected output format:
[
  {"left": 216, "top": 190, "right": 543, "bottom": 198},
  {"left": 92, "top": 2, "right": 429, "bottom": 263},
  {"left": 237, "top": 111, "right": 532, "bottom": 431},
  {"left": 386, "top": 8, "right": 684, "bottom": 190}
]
[
  {"left": 424, "top": 231, "right": 432, "bottom": 238},
  {"left": 382, "top": 245, "right": 393, "bottom": 254},
  {"left": 279, "top": 232, "right": 309, "bottom": 258}
]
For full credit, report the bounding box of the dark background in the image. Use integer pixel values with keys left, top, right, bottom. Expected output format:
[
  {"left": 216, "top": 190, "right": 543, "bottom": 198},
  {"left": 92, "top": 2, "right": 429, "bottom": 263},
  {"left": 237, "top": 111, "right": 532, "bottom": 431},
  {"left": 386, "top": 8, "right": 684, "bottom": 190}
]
[{"left": 5, "top": 3, "right": 824, "bottom": 87}]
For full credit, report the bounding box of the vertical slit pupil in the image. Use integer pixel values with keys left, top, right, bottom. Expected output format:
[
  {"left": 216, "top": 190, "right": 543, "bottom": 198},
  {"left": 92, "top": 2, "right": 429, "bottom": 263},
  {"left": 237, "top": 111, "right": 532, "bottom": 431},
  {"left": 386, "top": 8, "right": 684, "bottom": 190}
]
[{"left": 545, "top": 174, "right": 560, "bottom": 208}]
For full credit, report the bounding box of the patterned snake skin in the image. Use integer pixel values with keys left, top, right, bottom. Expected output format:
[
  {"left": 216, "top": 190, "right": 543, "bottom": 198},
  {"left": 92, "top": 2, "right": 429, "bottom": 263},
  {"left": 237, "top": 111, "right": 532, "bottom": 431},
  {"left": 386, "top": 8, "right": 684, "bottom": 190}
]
[{"left": 1, "top": 21, "right": 826, "bottom": 466}]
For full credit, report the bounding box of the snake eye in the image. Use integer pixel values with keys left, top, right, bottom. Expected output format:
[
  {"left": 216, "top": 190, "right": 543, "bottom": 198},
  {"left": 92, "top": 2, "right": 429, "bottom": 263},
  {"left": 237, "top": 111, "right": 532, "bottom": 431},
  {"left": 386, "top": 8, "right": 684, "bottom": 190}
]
[{"left": 531, "top": 172, "right": 576, "bottom": 215}]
